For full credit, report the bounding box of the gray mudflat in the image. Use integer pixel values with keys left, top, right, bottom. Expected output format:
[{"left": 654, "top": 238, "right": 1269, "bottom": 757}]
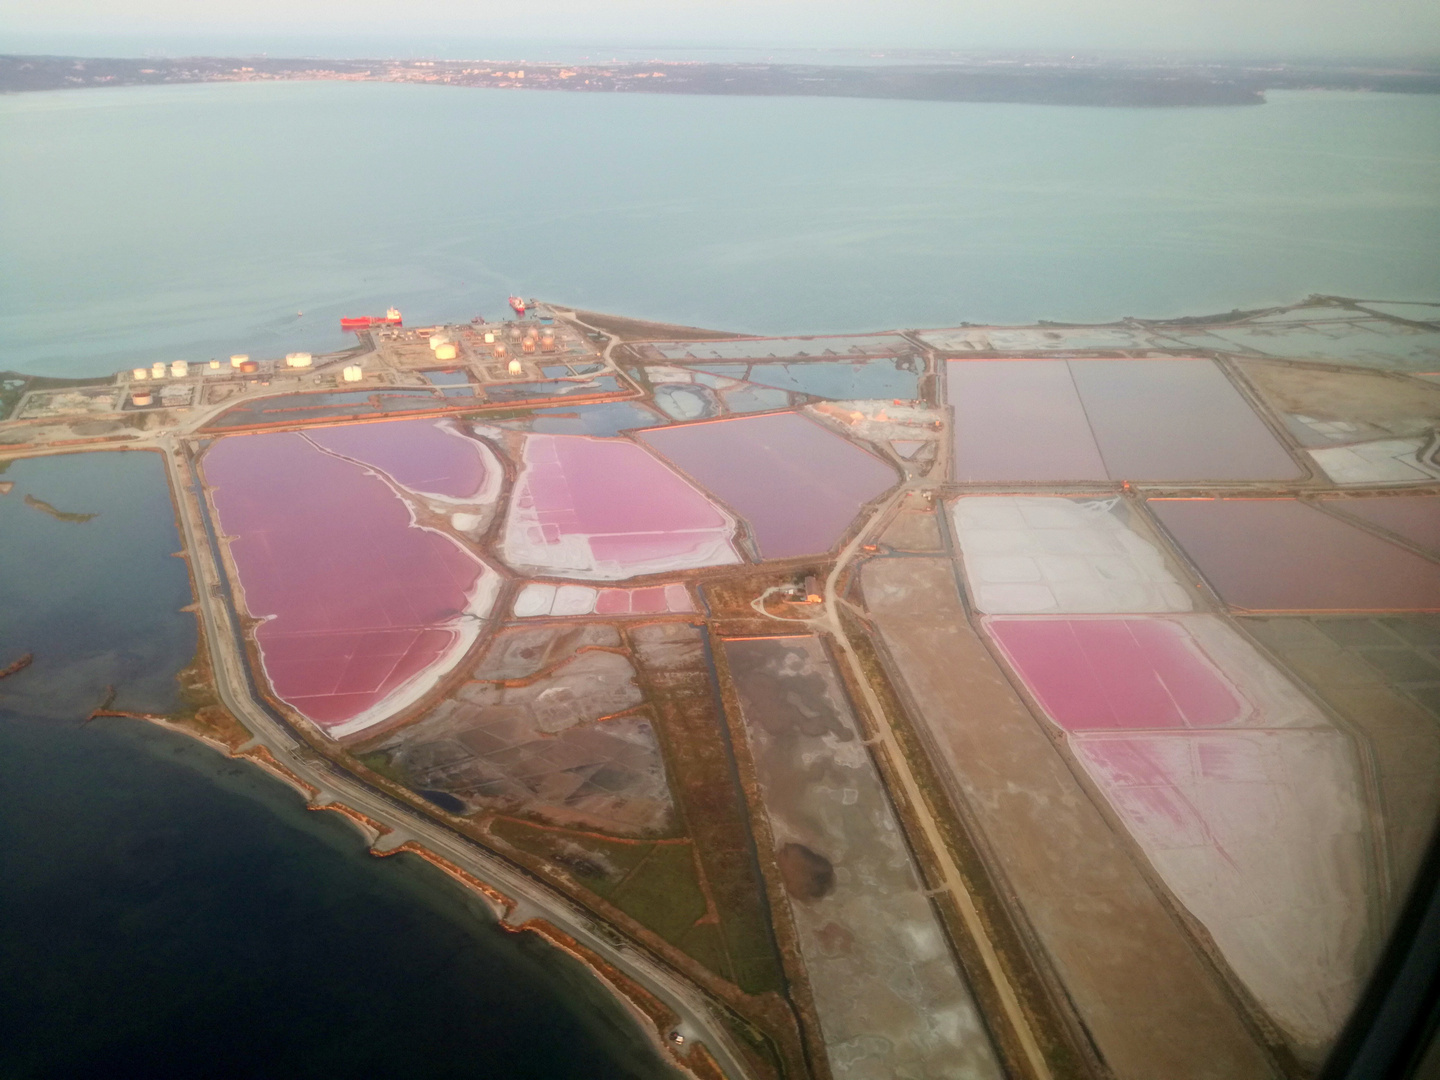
[{"left": 724, "top": 635, "right": 1001, "bottom": 1080}]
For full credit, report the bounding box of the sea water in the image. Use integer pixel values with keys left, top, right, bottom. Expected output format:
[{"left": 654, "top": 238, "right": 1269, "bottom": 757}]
[
  {"left": 0, "top": 452, "right": 674, "bottom": 1078},
  {"left": 1, "top": 82, "right": 1438, "bottom": 377}
]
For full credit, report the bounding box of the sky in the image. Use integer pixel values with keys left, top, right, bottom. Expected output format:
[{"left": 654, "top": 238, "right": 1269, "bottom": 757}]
[{"left": 2, "top": 0, "right": 1439, "bottom": 60}]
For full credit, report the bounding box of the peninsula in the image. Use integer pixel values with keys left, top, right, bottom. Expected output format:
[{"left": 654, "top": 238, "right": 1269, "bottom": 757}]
[{"left": 5, "top": 295, "right": 1440, "bottom": 1080}]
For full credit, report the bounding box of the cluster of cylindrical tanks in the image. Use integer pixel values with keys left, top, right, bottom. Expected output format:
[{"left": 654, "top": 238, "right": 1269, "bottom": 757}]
[
  {"left": 130, "top": 354, "right": 259, "bottom": 381},
  {"left": 428, "top": 332, "right": 460, "bottom": 361}
]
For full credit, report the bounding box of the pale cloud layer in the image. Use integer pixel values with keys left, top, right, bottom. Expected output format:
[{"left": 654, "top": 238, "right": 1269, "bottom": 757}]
[{"left": 4, "top": 0, "right": 1439, "bottom": 57}]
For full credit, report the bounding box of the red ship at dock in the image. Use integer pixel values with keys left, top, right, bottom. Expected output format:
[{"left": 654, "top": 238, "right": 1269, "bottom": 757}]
[
  {"left": 509, "top": 296, "right": 527, "bottom": 316},
  {"left": 340, "top": 307, "right": 403, "bottom": 331}
]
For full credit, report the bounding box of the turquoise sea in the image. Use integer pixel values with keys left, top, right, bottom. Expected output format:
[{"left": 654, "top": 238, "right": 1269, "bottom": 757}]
[{"left": 2, "top": 82, "right": 1438, "bottom": 377}]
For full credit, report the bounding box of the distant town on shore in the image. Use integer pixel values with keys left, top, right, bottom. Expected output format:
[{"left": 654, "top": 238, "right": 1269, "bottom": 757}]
[{"left": 4, "top": 52, "right": 1440, "bottom": 107}]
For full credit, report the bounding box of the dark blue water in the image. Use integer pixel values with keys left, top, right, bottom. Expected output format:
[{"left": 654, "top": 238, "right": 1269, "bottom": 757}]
[{"left": 0, "top": 452, "right": 675, "bottom": 1079}]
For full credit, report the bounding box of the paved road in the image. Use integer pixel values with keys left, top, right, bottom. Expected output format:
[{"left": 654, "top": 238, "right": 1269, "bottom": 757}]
[{"left": 158, "top": 436, "right": 755, "bottom": 1080}]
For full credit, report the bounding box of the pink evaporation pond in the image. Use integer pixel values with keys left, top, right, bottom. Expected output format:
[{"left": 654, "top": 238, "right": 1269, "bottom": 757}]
[
  {"left": 1326, "top": 496, "right": 1440, "bottom": 558},
  {"left": 508, "top": 434, "right": 737, "bottom": 575},
  {"left": 947, "top": 358, "right": 1301, "bottom": 483},
  {"left": 638, "top": 412, "right": 899, "bottom": 558},
  {"left": 595, "top": 585, "right": 693, "bottom": 615},
  {"left": 1150, "top": 498, "right": 1440, "bottom": 611},
  {"left": 305, "top": 418, "right": 488, "bottom": 499},
  {"left": 987, "top": 618, "right": 1244, "bottom": 732},
  {"left": 206, "top": 432, "right": 486, "bottom": 728}
]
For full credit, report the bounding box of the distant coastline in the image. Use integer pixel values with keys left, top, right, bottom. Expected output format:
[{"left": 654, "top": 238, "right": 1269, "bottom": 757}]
[{"left": 5, "top": 53, "right": 1439, "bottom": 107}]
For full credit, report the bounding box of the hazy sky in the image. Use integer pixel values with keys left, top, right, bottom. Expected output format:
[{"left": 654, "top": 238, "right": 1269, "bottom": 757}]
[{"left": 4, "top": 0, "right": 1439, "bottom": 59}]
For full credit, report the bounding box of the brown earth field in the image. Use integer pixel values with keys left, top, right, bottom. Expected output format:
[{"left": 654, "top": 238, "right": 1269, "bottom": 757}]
[
  {"left": 1241, "top": 615, "right": 1440, "bottom": 908},
  {"left": 858, "top": 555, "right": 1285, "bottom": 1080},
  {"left": 877, "top": 492, "right": 945, "bottom": 552},
  {"left": 1237, "top": 361, "right": 1440, "bottom": 445}
]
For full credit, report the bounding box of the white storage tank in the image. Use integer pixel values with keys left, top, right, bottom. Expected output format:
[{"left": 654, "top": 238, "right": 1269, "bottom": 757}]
[
  {"left": 152, "top": 361, "right": 167, "bottom": 379},
  {"left": 209, "top": 359, "right": 221, "bottom": 370},
  {"left": 131, "top": 390, "right": 153, "bottom": 407},
  {"left": 170, "top": 360, "right": 188, "bottom": 378},
  {"left": 428, "top": 333, "right": 450, "bottom": 351},
  {"left": 132, "top": 367, "right": 149, "bottom": 381},
  {"left": 341, "top": 365, "right": 364, "bottom": 383},
  {"left": 507, "top": 359, "right": 523, "bottom": 376},
  {"left": 434, "top": 343, "right": 459, "bottom": 362},
  {"left": 230, "top": 354, "right": 249, "bottom": 368},
  {"left": 285, "top": 352, "right": 313, "bottom": 369}
]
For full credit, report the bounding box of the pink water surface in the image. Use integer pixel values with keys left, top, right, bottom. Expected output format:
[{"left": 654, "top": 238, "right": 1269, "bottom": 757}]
[
  {"left": 987, "top": 617, "right": 1244, "bottom": 732},
  {"left": 638, "top": 412, "right": 899, "bottom": 558},
  {"left": 507, "top": 434, "right": 737, "bottom": 575},
  {"left": 947, "top": 358, "right": 1300, "bottom": 483},
  {"left": 205, "top": 432, "right": 486, "bottom": 728},
  {"left": 305, "top": 418, "right": 488, "bottom": 499},
  {"left": 948, "top": 360, "right": 1107, "bottom": 483},
  {"left": 595, "top": 586, "right": 676, "bottom": 615},
  {"left": 1149, "top": 497, "right": 1440, "bottom": 611},
  {"left": 1327, "top": 496, "right": 1440, "bottom": 558}
]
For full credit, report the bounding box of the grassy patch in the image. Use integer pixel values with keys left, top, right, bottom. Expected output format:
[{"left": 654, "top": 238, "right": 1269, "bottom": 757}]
[
  {"left": 610, "top": 842, "right": 709, "bottom": 942},
  {"left": 629, "top": 626, "right": 787, "bottom": 994},
  {"left": 355, "top": 750, "right": 414, "bottom": 789}
]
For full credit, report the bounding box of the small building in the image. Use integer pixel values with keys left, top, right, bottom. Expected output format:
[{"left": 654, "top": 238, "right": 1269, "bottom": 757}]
[{"left": 804, "top": 575, "right": 823, "bottom": 604}]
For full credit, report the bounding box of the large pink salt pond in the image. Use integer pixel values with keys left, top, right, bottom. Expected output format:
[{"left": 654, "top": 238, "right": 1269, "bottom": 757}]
[
  {"left": 948, "top": 358, "right": 1301, "bottom": 483},
  {"left": 205, "top": 432, "right": 495, "bottom": 734},
  {"left": 304, "top": 418, "right": 490, "bottom": 500},
  {"left": 638, "top": 411, "right": 899, "bottom": 558},
  {"left": 1149, "top": 497, "right": 1440, "bottom": 611},
  {"left": 1325, "top": 495, "right": 1440, "bottom": 558},
  {"left": 986, "top": 617, "right": 1243, "bottom": 731},
  {"left": 501, "top": 433, "right": 740, "bottom": 579},
  {"left": 986, "top": 611, "right": 1372, "bottom": 1047}
]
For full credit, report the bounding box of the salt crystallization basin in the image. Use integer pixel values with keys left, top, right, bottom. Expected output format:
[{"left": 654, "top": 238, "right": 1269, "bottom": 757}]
[
  {"left": 639, "top": 411, "right": 899, "bottom": 559},
  {"left": 500, "top": 433, "right": 741, "bottom": 580},
  {"left": 947, "top": 358, "right": 1302, "bottom": 483},
  {"left": 987, "top": 613, "right": 1375, "bottom": 1055},
  {"left": 204, "top": 431, "right": 499, "bottom": 734}
]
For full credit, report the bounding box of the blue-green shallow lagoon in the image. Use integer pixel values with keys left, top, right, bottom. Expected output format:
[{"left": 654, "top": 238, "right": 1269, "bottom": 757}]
[
  {"left": 0, "top": 452, "right": 675, "bottom": 1079},
  {"left": 2, "top": 82, "right": 1438, "bottom": 377}
]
